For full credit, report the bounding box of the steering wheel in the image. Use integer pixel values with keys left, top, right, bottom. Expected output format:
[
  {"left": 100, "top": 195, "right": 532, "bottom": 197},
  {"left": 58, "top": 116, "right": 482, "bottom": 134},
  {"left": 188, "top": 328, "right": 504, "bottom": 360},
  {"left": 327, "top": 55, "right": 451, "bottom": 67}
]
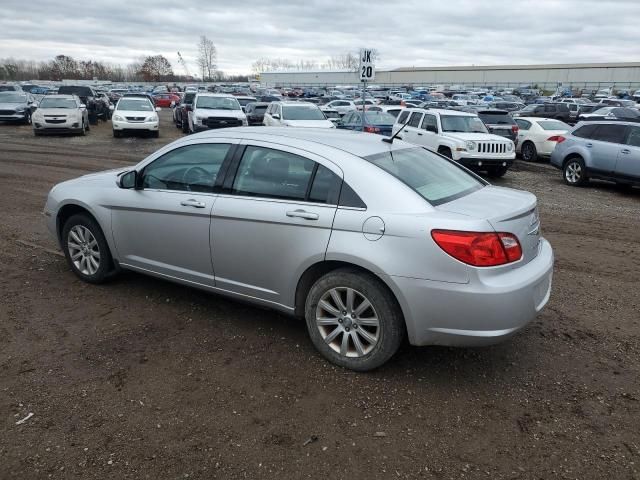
[{"left": 182, "top": 166, "right": 211, "bottom": 191}]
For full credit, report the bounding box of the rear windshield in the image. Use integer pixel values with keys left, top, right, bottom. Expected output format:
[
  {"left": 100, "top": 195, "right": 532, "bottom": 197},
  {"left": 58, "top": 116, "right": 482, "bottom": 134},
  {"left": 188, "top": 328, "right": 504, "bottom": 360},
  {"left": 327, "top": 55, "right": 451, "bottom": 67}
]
[
  {"left": 478, "top": 112, "right": 514, "bottom": 125},
  {"left": 364, "top": 147, "right": 484, "bottom": 205},
  {"left": 537, "top": 120, "right": 570, "bottom": 130},
  {"left": 0, "top": 93, "right": 26, "bottom": 103},
  {"left": 252, "top": 105, "right": 268, "bottom": 113},
  {"left": 363, "top": 112, "right": 396, "bottom": 125}
]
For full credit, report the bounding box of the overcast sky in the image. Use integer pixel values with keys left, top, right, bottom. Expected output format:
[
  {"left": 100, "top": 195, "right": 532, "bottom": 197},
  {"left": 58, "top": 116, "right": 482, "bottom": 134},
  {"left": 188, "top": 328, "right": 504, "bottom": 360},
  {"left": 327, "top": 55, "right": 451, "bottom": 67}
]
[{"left": 1, "top": 0, "right": 639, "bottom": 75}]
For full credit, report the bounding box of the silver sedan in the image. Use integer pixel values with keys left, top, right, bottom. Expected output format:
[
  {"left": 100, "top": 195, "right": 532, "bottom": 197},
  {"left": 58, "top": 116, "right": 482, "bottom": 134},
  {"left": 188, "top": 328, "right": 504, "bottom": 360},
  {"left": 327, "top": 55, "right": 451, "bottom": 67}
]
[{"left": 44, "top": 127, "right": 554, "bottom": 371}]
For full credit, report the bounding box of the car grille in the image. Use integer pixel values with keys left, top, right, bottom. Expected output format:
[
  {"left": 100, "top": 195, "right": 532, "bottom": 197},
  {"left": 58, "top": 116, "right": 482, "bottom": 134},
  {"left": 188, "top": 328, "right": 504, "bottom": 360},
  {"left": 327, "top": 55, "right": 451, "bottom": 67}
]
[
  {"left": 45, "top": 119, "right": 67, "bottom": 124},
  {"left": 126, "top": 116, "right": 146, "bottom": 122},
  {"left": 477, "top": 142, "right": 508, "bottom": 154},
  {"left": 0, "top": 109, "right": 16, "bottom": 115},
  {"left": 205, "top": 117, "right": 242, "bottom": 128}
]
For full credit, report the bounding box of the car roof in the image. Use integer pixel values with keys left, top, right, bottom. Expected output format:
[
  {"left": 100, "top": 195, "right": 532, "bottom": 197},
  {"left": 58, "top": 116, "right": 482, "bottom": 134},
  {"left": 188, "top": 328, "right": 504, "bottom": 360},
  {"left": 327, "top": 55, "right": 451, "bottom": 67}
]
[
  {"left": 196, "top": 93, "right": 234, "bottom": 97},
  {"left": 573, "top": 120, "right": 640, "bottom": 128},
  {"left": 41, "top": 94, "right": 77, "bottom": 99},
  {"left": 516, "top": 117, "right": 565, "bottom": 122},
  {"left": 185, "top": 126, "right": 413, "bottom": 157},
  {"left": 404, "top": 108, "right": 475, "bottom": 117},
  {"left": 278, "top": 101, "right": 318, "bottom": 106}
]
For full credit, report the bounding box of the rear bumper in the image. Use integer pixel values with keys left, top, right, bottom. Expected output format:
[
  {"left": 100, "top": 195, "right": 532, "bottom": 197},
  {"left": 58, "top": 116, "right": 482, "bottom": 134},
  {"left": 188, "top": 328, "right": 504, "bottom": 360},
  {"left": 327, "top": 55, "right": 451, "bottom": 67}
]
[{"left": 385, "top": 238, "right": 554, "bottom": 347}]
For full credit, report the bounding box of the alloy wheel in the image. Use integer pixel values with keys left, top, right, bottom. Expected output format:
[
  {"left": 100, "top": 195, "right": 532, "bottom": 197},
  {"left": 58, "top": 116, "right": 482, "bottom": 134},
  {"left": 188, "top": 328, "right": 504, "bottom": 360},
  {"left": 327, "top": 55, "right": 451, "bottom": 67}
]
[
  {"left": 315, "top": 287, "right": 380, "bottom": 358},
  {"left": 565, "top": 161, "right": 582, "bottom": 184},
  {"left": 67, "top": 225, "right": 101, "bottom": 276}
]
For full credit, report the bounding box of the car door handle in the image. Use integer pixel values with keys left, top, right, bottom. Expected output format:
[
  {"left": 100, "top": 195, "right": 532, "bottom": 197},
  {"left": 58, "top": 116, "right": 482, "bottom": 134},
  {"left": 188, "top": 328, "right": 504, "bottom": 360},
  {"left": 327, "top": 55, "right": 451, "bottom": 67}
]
[
  {"left": 286, "top": 209, "right": 319, "bottom": 220},
  {"left": 621, "top": 149, "right": 631, "bottom": 154},
  {"left": 586, "top": 143, "right": 593, "bottom": 148},
  {"left": 417, "top": 132, "right": 423, "bottom": 136},
  {"left": 180, "top": 199, "right": 206, "bottom": 208}
]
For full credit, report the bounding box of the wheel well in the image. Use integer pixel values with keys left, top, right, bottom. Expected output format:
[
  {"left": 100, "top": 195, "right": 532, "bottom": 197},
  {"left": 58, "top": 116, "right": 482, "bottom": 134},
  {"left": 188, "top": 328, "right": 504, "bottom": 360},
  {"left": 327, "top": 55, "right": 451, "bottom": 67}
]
[
  {"left": 562, "top": 153, "right": 583, "bottom": 169},
  {"left": 56, "top": 204, "right": 98, "bottom": 243},
  {"left": 437, "top": 145, "right": 451, "bottom": 154},
  {"left": 293, "top": 261, "right": 403, "bottom": 320}
]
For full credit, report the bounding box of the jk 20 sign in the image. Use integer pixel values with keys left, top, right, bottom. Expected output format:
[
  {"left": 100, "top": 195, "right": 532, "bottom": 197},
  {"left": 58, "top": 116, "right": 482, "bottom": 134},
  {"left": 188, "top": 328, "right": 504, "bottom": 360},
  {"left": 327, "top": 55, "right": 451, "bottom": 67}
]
[{"left": 359, "top": 49, "right": 375, "bottom": 82}]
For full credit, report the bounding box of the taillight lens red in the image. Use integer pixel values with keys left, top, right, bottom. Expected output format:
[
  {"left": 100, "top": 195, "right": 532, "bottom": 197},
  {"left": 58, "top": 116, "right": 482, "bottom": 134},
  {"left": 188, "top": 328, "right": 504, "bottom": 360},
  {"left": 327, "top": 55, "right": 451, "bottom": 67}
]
[
  {"left": 547, "top": 135, "right": 565, "bottom": 143},
  {"left": 364, "top": 126, "right": 381, "bottom": 133},
  {"left": 431, "top": 230, "right": 522, "bottom": 267},
  {"left": 512, "top": 125, "right": 519, "bottom": 133}
]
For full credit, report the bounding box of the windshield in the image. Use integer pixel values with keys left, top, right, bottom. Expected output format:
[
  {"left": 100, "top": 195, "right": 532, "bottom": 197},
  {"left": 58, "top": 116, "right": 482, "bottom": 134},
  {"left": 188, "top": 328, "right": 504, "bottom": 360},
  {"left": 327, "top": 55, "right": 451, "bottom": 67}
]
[
  {"left": 282, "top": 105, "right": 326, "bottom": 120},
  {"left": 537, "top": 120, "right": 570, "bottom": 130},
  {"left": 39, "top": 98, "right": 77, "bottom": 109},
  {"left": 0, "top": 93, "right": 26, "bottom": 103},
  {"left": 196, "top": 96, "right": 240, "bottom": 110},
  {"left": 365, "top": 147, "right": 484, "bottom": 205},
  {"left": 440, "top": 115, "right": 488, "bottom": 133},
  {"left": 117, "top": 99, "right": 154, "bottom": 111},
  {"left": 0, "top": 85, "right": 20, "bottom": 92}
]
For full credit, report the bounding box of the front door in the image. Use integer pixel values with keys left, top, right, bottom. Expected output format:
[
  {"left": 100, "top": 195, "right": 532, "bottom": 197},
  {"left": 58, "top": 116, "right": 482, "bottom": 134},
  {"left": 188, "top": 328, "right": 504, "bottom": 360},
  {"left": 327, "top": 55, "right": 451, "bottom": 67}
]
[
  {"left": 110, "top": 141, "right": 234, "bottom": 285},
  {"left": 210, "top": 142, "right": 342, "bottom": 307}
]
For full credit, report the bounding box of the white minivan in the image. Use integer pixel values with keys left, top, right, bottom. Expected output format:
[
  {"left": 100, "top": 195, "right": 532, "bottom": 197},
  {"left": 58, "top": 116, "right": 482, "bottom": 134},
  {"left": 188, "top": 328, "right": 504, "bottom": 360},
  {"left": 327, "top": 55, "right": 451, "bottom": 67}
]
[{"left": 263, "top": 102, "right": 335, "bottom": 128}]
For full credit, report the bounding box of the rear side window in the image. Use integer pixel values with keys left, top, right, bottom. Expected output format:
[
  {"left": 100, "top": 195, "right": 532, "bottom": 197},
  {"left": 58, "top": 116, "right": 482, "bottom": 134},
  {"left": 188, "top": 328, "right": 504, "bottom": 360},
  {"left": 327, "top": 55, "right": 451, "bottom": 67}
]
[
  {"left": 572, "top": 124, "right": 598, "bottom": 139},
  {"left": 591, "top": 124, "right": 628, "bottom": 144},
  {"left": 407, "top": 112, "right": 423, "bottom": 128},
  {"left": 515, "top": 119, "right": 532, "bottom": 130},
  {"left": 364, "top": 147, "right": 484, "bottom": 206},
  {"left": 397, "top": 110, "right": 409, "bottom": 124},
  {"left": 421, "top": 114, "right": 438, "bottom": 131}
]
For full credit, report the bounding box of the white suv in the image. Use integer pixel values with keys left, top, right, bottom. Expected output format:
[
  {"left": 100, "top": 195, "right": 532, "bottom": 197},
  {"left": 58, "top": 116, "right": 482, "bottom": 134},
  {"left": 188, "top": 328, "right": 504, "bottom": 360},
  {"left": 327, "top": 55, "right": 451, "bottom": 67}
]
[
  {"left": 188, "top": 93, "right": 247, "bottom": 133},
  {"left": 392, "top": 108, "right": 515, "bottom": 177},
  {"left": 263, "top": 101, "right": 335, "bottom": 128}
]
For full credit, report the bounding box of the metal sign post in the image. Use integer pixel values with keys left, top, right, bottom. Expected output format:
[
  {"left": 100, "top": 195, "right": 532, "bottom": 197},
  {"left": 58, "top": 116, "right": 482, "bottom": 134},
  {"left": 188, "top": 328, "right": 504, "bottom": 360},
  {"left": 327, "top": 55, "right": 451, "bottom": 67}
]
[{"left": 359, "top": 49, "right": 375, "bottom": 132}]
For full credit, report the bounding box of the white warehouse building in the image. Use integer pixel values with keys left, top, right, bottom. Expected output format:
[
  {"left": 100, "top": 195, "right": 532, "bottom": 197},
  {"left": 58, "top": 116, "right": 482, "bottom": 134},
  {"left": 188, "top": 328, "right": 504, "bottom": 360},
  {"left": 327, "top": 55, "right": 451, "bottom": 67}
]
[{"left": 260, "top": 62, "right": 640, "bottom": 90}]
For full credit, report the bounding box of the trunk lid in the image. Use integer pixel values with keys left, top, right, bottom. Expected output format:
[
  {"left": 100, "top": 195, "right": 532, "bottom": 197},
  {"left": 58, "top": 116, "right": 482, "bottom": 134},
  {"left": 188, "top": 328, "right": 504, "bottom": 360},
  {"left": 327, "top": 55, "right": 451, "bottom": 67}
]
[{"left": 436, "top": 186, "right": 541, "bottom": 265}]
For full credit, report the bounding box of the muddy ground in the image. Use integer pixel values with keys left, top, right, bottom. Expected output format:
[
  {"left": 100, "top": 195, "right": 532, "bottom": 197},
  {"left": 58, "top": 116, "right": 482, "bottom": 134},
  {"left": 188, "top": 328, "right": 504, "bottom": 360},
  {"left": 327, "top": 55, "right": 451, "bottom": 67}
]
[{"left": 0, "top": 113, "right": 639, "bottom": 480}]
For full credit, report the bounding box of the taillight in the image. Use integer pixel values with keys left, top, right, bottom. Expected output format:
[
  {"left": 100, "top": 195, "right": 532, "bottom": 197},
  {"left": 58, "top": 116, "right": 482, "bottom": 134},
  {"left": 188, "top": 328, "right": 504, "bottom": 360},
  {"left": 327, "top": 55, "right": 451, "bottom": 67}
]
[
  {"left": 364, "top": 126, "right": 381, "bottom": 133},
  {"left": 547, "top": 135, "right": 565, "bottom": 143},
  {"left": 512, "top": 125, "right": 519, "bottom": 133},
  {"left": 431, "top": 230, "right": 522, "bottom": 267}
]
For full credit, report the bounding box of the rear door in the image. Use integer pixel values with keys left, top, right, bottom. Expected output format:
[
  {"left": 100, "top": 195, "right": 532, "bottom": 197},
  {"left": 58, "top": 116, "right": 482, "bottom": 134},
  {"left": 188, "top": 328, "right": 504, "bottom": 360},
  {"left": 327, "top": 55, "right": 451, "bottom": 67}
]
[
  {"left": 587, "top": 124, "right": 629, "bottom": 174},
  {"left": 420, "top": 113, "right": 440, "bottom": 150},
  {"left": 210, "top": 141, "right": 342, "bottom": 307},
  {"left": 616, "top": 126, "right": 640, "bottom": 180},
  {"left": 401, "top": 111, "right": 424, "bottom": 145}
]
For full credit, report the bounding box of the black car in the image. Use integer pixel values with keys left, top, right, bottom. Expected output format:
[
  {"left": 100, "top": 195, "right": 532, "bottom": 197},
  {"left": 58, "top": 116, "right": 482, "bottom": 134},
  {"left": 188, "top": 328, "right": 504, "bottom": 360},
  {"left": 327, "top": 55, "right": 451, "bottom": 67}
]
[
  {"left": 513, "top": 102, "right": 571, "bottom": 123},
  {"left": 258, "top": 95, "right": 281, "bottom": 103},
  {"left": 476, "top": 109, "right": 520, "bottom": 145},
  {"left": 244, "top": 102, "right": 269, "bottom": 126},
  {"left": 578, "top": 107, "right": 640, "bottom": 123},
  {"left": 57, "top": 86, "right": 110, "bottom": 124},
  {"left": 173, "top": 92, "right": 196, "bottom": 132}
]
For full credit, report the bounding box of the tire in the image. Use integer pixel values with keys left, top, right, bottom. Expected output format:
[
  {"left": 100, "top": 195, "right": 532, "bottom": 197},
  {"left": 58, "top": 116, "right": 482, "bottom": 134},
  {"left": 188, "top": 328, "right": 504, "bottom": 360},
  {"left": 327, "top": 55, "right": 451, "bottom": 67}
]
[
  {"left": 62, "top": 214, "right": 113, "bottom": 284},
  {"left": 304, "top": 269, "right": 404, "bottom": 371},
  {"left": 487, "top": 166, "right": 508, "bottom": 178},
  {"left": 521, "top": 141, "right": 537, "bottom": 162},
  {"left": 437, "top": 146, "right": 452, "bottom": 159},
  {"left": 33, "top": 130, "right": 41, "bottom": 136},
  {"left": 181, "top": 115, "right": 189, "bottom": 133},
  {"left": 113, "top": 130, "right": 121, "bottom": 138},
  {"left": 563, "top": 156, "right": 587, "bottom": 186},
  {"left": 152, "top": 130, "right": 159, "bottom": 138},
  {"left": 78, "top": 121, "right": 86, "bottom": 136},
  {"left": 24, "top": 113, "right": 32, "bottom": 125}
]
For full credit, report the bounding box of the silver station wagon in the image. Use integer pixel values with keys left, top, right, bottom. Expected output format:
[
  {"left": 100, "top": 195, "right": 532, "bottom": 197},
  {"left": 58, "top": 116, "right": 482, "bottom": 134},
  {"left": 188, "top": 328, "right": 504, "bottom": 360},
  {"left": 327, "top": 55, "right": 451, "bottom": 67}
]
[{"left": 44, "top": 128, "right": 554, "bottom": 371}]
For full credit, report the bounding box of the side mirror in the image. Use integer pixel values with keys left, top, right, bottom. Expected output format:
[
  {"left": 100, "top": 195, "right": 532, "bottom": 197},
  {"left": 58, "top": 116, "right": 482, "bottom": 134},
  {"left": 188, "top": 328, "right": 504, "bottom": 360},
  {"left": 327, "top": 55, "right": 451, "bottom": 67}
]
[
  {"left": 80, "top": 104, "right": 87, "bottom": 109},
  {"left": 170, "top": 101, "right": 176, "bottom": 108},
  {"left": 117, "top": 170, "right": 137, "bottom": 189},
  {"left": 272, "top": 113, "right": 280, "bottom": 120},
  {"left": 156, "top": 107, "right": 162, "bottom": 112}
]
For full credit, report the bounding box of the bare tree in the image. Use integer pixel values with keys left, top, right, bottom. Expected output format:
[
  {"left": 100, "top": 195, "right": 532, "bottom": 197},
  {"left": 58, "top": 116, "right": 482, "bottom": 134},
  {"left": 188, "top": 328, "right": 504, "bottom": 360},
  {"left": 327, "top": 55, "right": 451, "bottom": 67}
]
[
  {"left": 197, "top": 35, "right": 217, "bottom": 81},
  {"left": 138, "top": 55, "right": 174, "bottom": 82}
]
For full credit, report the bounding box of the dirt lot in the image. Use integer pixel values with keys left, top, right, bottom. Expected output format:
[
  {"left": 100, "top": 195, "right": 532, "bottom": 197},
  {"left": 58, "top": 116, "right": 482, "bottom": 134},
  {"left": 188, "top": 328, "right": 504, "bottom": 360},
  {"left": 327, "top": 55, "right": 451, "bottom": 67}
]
[{"left": 1, "top": 113, "right": 639, "bottom": 480}]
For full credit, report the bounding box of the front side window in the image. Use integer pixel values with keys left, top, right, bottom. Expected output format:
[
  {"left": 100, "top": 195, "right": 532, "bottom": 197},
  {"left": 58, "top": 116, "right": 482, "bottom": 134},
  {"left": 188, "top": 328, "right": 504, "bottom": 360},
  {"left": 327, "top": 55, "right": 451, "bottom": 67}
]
[
  {"left": 141, "top": 143, "right": 231, "bottom": 192},
  {"left": 365, "top": 147, "right": 484, "bottom": 206},
  {"left": 232, "top": 146, "right": 315, "bottom": 201},
  {"left": 421, "top": 114, "right": 438, "bottom": 132}
]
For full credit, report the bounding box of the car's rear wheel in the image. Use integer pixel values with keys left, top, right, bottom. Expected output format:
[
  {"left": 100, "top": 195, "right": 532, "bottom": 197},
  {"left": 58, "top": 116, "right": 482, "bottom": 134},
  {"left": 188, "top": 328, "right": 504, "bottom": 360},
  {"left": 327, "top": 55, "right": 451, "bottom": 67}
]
[
  {"left": 563, "top": 156, "right": 587, "bottom": 186},
  {"left": 113, "top": 130, "right": 121, "bottom": 138},
  {"left": 62, "top": 214, "right": 113, "bottom": 284},
  {"left": 305, "top": 269, "right": 404, "bottom": 371},
  {"left": 521, "top": 141, "right": 537, "bottom": 162}
]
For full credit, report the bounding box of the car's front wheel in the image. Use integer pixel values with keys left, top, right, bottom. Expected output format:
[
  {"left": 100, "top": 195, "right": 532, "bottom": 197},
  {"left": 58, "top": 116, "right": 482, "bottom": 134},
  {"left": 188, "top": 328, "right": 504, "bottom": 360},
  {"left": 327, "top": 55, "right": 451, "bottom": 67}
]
[
  {"left": 563, "top": 156, "right": 587, "bottom": 186},
  {"left": 62, "top": 214, "right": 113, "bottom": 284},
  {"left": 305, "top": 269, "right": 404, "bottom": 371}
]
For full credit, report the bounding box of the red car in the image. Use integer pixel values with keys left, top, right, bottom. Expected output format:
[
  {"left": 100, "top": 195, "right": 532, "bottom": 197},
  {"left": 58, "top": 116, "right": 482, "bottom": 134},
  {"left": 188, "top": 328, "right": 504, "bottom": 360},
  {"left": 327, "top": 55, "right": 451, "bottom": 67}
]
[{"left": 153, "top": 93, "right": 181, "bottom": 108}]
